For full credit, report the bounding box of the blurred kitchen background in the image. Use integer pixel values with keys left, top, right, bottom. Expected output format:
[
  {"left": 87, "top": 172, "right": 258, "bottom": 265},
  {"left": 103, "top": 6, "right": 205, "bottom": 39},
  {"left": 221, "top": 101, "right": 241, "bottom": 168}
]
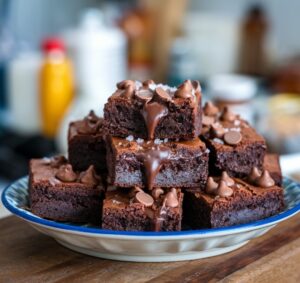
[{"left": 1, "top": 0, "right": 300, "bottom": 192}]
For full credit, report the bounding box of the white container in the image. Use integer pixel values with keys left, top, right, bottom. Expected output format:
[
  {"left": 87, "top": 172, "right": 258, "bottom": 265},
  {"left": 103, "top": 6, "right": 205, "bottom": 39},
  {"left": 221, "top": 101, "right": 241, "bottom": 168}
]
[{"left": 8, "top": 52, "right": 42, "bottom": 134}]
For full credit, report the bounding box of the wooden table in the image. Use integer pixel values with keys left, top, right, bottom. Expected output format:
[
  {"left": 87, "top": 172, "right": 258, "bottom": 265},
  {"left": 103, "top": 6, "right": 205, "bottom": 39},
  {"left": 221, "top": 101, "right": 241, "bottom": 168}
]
[{"left": 0, "top": 215, "right": 300, "bottom": 283}]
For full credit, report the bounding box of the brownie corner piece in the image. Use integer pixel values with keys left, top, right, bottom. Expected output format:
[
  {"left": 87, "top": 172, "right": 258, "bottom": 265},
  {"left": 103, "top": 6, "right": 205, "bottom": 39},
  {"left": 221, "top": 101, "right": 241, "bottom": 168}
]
[
  {"left": 106, "top": 136, "right": 209, "bottom": 190},
  {"left": 103, "top": 79, "right": 202, "bottom": 140},
  {"left": 102, "top": 187, "right": 183, "bottom": 231},
  {"left": 29, "top": 156, "right": 104, "bottom": 224},
  {"left": 68, "top": 111, "right": 107, "bottom": 173}
]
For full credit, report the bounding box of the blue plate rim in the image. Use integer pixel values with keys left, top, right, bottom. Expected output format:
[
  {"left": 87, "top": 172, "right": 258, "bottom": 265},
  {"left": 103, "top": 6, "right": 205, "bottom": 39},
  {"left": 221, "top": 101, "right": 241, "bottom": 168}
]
[{"left": 2, "top": 176, "right": 300, "bottom": 237}]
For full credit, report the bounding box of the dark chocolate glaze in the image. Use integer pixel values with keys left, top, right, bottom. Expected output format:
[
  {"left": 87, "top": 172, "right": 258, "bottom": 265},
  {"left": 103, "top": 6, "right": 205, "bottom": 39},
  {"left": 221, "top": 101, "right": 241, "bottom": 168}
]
[{"left": 136, "top": 144, "right": 171, "bottom": 190}]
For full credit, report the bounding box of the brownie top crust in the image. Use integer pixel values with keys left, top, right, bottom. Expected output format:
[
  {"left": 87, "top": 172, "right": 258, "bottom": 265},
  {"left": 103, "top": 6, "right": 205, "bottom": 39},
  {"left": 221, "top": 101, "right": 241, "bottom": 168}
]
[
  {"left": 68, "top": 111, "right": 104, "bottom": 140},
  {"left": 202, "top": 104, "right": 266, "bottom": 150},
  {"left": 105, "top": 187, "right": 183, "bottom": 231},
  {"left": 30, "top": 156, "right": 103, "bottom": 190},
  {"left": 107, "top": 79, "right": 202, "bottom": 139}
]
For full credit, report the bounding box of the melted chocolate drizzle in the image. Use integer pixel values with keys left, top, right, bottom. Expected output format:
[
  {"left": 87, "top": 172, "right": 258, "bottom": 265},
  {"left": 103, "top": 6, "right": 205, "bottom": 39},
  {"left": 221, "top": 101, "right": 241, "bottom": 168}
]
[
  {"left": 136, "top": 144, "right": 171, "bottom": 190},
  {"left": 142, "top": 102, "right": 168, "bottom": 140}
]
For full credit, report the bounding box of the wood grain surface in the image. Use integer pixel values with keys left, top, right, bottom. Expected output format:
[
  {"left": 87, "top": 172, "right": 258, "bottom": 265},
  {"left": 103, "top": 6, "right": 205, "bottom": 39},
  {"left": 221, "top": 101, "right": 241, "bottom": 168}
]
[{"left": 0, "top": 214, "right": 299, "bottom": 283}]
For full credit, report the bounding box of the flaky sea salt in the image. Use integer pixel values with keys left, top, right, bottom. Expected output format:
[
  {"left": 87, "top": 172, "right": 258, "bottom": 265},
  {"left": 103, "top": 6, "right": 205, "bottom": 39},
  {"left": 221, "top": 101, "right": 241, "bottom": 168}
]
[
  {"left": 135, "top": 80, "right": 142, "bottom": 89},
  {"left": 213, "top": 138, "right": 224, "bottom": 144},
  {"left": 154, "top": 138, "right": 163, "bottom": 145},
  {"left": 136, "top": 138, "right": 144, "bottom": 144},
  {"left": 126, "top": 135, "right": 134, "bottom": 142}
]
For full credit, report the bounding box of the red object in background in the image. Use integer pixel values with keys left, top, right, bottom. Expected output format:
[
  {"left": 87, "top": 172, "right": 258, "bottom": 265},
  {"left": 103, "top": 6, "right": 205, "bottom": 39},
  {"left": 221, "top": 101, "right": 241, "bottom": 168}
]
[{"left": 41, "top": 37, "right": 65, "bottom": 53}]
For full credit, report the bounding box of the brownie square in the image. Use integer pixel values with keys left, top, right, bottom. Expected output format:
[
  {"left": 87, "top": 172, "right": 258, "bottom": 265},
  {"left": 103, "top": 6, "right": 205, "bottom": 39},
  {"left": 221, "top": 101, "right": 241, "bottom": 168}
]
[
  {"left": 103, "top": 79, "right": 202, "bottom": 140},
  {"left": 264, "top": 153, "right": 282, "bottom": 187},
  {"left": 201, "top": 108, "right": 266, "bottom": 178},
  {"left": 68, "top": 111, "right": 107, "bottom": 173},
  {"left": 102, "top": 187, "right": 183, "bottom": 231},
  {"left": 106, "top": 136, "right": 209, "bottom": 190},
  {"left": 184, "top": 177, "right": 284, "bottom": 229},
  {"left": 29, "top": 156, "right": 104, "bottom": 223}
]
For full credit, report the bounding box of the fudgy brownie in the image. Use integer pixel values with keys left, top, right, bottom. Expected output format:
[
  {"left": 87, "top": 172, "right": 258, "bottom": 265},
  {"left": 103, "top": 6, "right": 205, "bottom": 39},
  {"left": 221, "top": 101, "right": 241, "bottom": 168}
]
[
  {"left": 184, "top": 170, "right": 284, "bottom": 228},
  {"left": 68, "top": 111, "right": 107, "bottom": 173},
  {"left": 106, "top": 135, "right": 209, "bottom": 190},
  {"left": 103, "top": 79, "right": 202, "bottom": 140},
  {"left": 29, "top": 156, "right": 104, "bottom": 223},
  {"left": 201, "top": 104, "right": 266, "bottom": 178},
  {"left": 102, "top": 187, "right": 183, "bottom": 231},
  {"left": 264, "top": 153, "right": 282, "bottom": 186}
]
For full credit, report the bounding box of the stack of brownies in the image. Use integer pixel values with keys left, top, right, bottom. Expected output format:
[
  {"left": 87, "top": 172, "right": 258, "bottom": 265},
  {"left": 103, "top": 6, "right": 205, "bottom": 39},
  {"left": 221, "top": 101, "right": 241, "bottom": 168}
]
[{"left": 29, "top": 79, "right": 285, "bottom": 231}]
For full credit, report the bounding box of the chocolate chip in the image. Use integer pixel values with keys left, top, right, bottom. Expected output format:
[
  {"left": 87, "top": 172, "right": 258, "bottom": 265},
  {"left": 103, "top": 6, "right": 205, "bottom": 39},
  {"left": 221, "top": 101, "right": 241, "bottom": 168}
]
[
  {"left": 135, "top": 89, "right": 153, "bottom": 102},
  {"left": 55, "top": 164, "right": 77, "bottom": 182},
  {"left": 129, "top": 186, "right": 144, "bottom": 198},
  {"left": 143, "top": 79, "right": 155, "bottom": 88},
  {"left": 217, "top": 180, "right": 233, "bottom": 197},
  {"left": 206, "top": 177, "right": 218, "bottom": 194},
  {"left": 255, "top": 170, "right": 275, "bottom": 188},
  {"left": 224, "top": 131, "right": 242, "bottom": 145},
  {"left": 117, "top": 80, "right": 135, "bottom": 90},
  {"left": 220, "top": 107, "right": 236, "bottom": 122},
  {"left": 174, "top": 80, "right": 194, "bottom": 99},
  {"left": 79, "top": 165, "right": 100, "bottom": 186},
  {"left": 49, "top": 156, "right": 67, "bottom": 168},
  {"left": 152, "top": 188, "right": 164, "bottom": 199},
  {"left": 135, "top": 192, "right": 154, "bottom": 207},
  {"left": 248, "top": 167, "right": 261, "bottom": 184},
  {"left": 202, "top": 115, "right": 215, "bottom": 126},
  {"left": 221, "top": 171, "right": 235, "bottom": 186},
  {"left": 86, "top": 110, "right": 99, "bottom": 124},
  {"left": 203, "top": 101, "right": 219, "bottom": 116},
  {"left": 164, "top": 190, "right": 179, "bottom": 208},
  {"left": 210, "top": 123, "right": 225, "bottom": 138},
  {"left": 155, "top": 87, "right": 171, "bottom": 101}
]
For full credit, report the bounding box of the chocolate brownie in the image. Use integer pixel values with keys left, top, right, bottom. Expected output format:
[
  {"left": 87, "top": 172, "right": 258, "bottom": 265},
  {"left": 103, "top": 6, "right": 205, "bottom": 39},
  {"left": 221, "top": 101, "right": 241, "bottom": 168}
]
[
  {"left": 102, "top": 187, "right": 183, "bottom": 231},
  {"left": 264, "top": 153, "right": 282, "bottom": 187},
  {"left": 103, "top": 79, "right": 202, "bottom": 140},
  {"left": 68, "top": 111, "right": 107, "bottom": 173},
  {"left": 184, "top": 170, "right": 284, "bottom": 228},
  {"left": 201, "top": 104, "right": 266, "bottom": 178},
  {"left": 29, "top": 156, "right": 104, "bottom": 223},
  {"left": 106, "top": 135, "right": 209, "bottom": 190}
]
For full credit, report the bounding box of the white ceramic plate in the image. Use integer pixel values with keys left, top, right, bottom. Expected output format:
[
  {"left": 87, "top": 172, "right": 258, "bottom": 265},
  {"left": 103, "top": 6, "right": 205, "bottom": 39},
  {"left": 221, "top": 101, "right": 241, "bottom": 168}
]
[{"left": 2, "top": 176, "right": 300, "bottom": 262}]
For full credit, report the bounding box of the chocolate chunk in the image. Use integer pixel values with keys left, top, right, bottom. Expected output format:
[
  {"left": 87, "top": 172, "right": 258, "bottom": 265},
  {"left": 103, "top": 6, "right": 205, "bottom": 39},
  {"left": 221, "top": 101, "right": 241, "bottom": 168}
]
[
  {"left": 86, "top": 110, "right": 99, "bottom": 124},
  {"left": 217, "top": 180, "right": 234, "bottom": 197},
  {"left": 129, "top": 186, "right": 144, "bottom": 198},
  {"left": 135, "top": 89, "right": 153, "bottom": 102},
  {"left": 49, "top": 156, "right": 67, "bottom": 168},
  {"left": 203, "top": 101, "right": 219, "bottom": 116},
  {"left": 224, "top": 131, "right": 242, "bottom": 145},
  {"left": 221, "top": 171, "right": 235, "bottom": 186},
  {"left": 79, "top": 165, "right": 100, "bottom": 186},
  {"left": 206, "top": 177, "right": 218, "bottom": 194},
  {"left": 174, "top": 80, "right": 194, "bottom": 99},
  {"left": 220, "top": 107, "right": 236, "bottom": 122},
  {"left": 155, "top": 87, "right": 171, "bottom": 101},
  {"left": 77, "top": 111, "right": 102, "bottom": 134},
  {"left": 55, "top": 164, "right": 77, "bottom": 182},
  {"left": 117, "top": 80, "right": 136, "bottom": 90},
  {"left": 143, "top": 79, "right": 155, "bottom": 88},
  {"left": 210, "top": 123, "right": 225, "bottom": 138},
  {"left": 202, "top": 115, "right": 215, "bottom": 126},
  {"left": 248, "top": 167, "right": 261, "bottom": 184},
  {"left": 164, "top": 190, "right": 179, "bottom": 208},
  {"left": 142, "top": 102, "right": 168, "bottom": 140},
  {"left": 255, "top": 170, "right": 275, "bottom": 188},
  {"left": 152, "top": 188, "right": 164, "bottom": 199},
  {"left": 135, "top": 191, "right": 154, "bottom": 207}
]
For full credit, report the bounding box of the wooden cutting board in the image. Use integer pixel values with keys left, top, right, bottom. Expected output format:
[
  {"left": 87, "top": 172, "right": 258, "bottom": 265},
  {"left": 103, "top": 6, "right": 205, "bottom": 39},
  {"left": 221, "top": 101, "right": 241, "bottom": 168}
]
[{"left": 0, "top": 215, "right": 299, "bottom": 283}]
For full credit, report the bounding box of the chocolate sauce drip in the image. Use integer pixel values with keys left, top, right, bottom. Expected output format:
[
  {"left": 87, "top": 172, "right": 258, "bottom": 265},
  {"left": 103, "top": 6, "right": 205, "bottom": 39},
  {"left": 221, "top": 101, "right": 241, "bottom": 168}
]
[
  {"left": 142, "top": 102, "right": 168, "bottom": 140},
  {"left": 136, "top": 144, "right": 171, "bottom": 190}
]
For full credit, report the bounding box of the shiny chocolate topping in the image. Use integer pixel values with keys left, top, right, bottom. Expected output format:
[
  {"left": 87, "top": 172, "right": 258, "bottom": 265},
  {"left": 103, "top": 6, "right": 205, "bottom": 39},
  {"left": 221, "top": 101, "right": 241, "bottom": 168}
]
[
  {"left": 116, "top": 80, "right": 136, "bottom": 98},
  {"left": 152, "top": 188, "right": 164, "bottom": 199},
  {"left": 224, "top": 131, "right": 242, "bottom": 146},
  {"left": 164, "top": 188, "right": 179, "bottom": 208},
  {"left": 210, "top": 123, "right": 225, "bottom": 139},
  {"left": 129, "top": 186, "right": 144, "bottom": 198},
  {"left": 174, "top": 80, "right": 195, "bottom": 100},
  {"left": 142, "top": 79, "right": 155, "bottom": 88},
  {"left": 55, "top": 164, "right": 77, "bottom": 182},
  {"left": 142, "top": 102, "right": 168, "bottom": 140},
  {"left": 154, "top": 87, "right": 171, "bottom": 101},
  {"left": 247, "top": 167, "right": 261, "bottom": 184},
  {"left": 49, "top": 155, "right": 67, "bottom": 168},
  {"left": 255, "top": 170, "right": 275, "bottom": 188},
  {"left": 203, "top": 101, "right": 219, "bottom": 116},
  {"left": 135, "top": 191, "right": 154, "bottom": 207},
  {"left": 136, "top": 144, "right": 171, "bottom": 190},
  {"left": 217, "top": 180, "right": 234, "bottom": 197},
  {"left": 202, "top": 115, "right": 215, "bottom": 127},
  {"left": 77, "top": 110, "right": 102, "bottom": 135},
  {"left": 79, "top": 165, "right": 100, "bottom": 186}
]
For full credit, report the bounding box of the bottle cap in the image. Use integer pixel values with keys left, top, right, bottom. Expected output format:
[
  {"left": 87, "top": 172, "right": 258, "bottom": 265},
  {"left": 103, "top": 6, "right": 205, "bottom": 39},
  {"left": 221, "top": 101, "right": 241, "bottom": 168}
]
[{"left": 42, "top": 37, "right": 65, "bottom": 53}]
